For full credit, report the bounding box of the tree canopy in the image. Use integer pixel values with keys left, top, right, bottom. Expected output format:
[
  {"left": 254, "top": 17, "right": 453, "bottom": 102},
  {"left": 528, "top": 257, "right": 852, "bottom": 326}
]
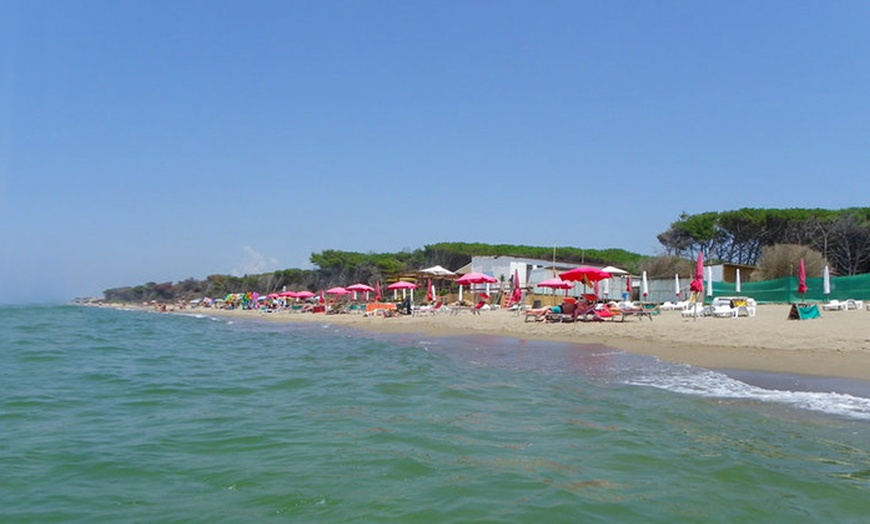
[
  {"left": 657, "top": 208, "right": 870, "bottom": 276},
  {"left": 102, "top": 242, "right": 645, "bottom": 303}
]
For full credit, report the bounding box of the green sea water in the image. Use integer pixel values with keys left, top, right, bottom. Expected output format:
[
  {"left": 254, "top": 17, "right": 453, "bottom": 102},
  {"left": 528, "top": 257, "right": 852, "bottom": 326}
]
[{"left": 3, "top": 305, "right": 870, "bottom": 522}]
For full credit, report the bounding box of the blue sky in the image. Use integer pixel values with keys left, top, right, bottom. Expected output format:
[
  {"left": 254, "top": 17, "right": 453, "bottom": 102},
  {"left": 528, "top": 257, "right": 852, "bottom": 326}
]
[{"left": 3, "top": 1, "right": 869, "bottom": 303}]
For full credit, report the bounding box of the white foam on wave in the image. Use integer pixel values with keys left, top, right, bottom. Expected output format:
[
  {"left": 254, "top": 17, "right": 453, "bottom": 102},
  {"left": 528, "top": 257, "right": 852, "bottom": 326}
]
[{"left": 628, "top": 367, "right": 870, "bottom": 421}]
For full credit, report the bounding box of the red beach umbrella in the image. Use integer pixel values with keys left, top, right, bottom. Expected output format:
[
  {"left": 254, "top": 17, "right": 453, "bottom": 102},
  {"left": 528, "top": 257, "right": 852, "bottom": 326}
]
[
  {"left": 559, "top": 266, "right": 611, "bottom": 285},
  {"left": 426, "top": 279, "right": 434, "bottom": 301}
]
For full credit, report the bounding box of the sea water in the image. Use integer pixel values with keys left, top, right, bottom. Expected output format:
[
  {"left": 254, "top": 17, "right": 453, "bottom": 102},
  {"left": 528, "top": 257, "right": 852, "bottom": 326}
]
[{"left": 3, "top": 305, "right": 870, "bottom": 522}]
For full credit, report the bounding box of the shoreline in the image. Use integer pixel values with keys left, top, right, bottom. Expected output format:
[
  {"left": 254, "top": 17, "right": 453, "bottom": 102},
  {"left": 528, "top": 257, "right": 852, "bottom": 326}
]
[{"left": 156, "top": 303, "right": 870, "bottom": 382}]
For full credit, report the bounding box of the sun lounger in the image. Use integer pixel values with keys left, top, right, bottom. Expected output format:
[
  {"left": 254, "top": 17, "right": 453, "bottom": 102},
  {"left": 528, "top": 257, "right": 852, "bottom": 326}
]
[
  {"left": 545, "top": 301, "right": 583, "bottom": 322},
  {"left": 615, "top": 307, "right": 653, "bottom": 321},
  {"left": 415, "top": 302, "right": 446, "bottom": 315},
  {"left": 523, "top": 307, "right": 550, "bottom": 322},
  {"left": 846, "top": 299, "right": 864, "bottom": 310},
  {"left": 711, "top": 303, "right": 738, "bottom": 318},
  {"left": 680, "top": 302, "right": 707, "bottom": 318},
  {"left": 822, "top": 299, "right": 847, "bottom": 311},
  {"left": 579, "top": 305, "right": 617, "bottom": 322}
]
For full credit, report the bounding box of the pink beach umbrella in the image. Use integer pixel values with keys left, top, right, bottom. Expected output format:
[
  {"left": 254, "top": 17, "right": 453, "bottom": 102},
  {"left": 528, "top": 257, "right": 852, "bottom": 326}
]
[
  {"left": 325, "top": 287, "right": 351, "bottom": 296},
  {"left": 690, "top": 251, "right": 704, "bottom": 295},
  {"left": 537, "top": 278, "right": 573, "bottom": 290},
  {"left": 455, "top": 272, "right": 497, "bottom": 303},
  {"left": 537, "top": 278, "right": 572, "bottom": 305},
  {"left": 294, "top": 290, "right": 315, "bottom": 299},
  {"left": 454, "top": 272, "right": 499, "bottom": 285},
  {"left": 347, "top": 283, "right": 375, "bottom": 301},
  {"left": 386, "top": 281, "right": 417, "bottom": 290},
  {"left": 387, "top": 280, "right": 417, "bottom": 300},
  {"left": 510, "top": 269, "right": 523, "bottom": 306},
  {"left": 797, "top": 259, "right": 808, "bottom": 296}
]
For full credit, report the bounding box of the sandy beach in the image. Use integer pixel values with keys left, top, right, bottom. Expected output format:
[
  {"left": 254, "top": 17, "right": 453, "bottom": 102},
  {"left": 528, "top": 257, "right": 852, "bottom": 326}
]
[{"left": 171, "top": 304, "right": 870, "bottom": 381}]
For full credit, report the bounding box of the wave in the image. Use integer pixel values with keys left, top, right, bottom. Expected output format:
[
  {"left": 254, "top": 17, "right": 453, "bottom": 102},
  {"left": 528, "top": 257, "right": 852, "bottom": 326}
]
[{"left": 629, "top": 366, "right": 870, "bottom": 421}]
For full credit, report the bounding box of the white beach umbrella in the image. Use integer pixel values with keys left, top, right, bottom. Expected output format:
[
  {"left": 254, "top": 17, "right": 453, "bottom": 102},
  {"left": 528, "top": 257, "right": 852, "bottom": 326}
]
[
  {"left": 641, "top": 271, "right": 649, "bottom": 300},
  {"left": 706, "top": 266, "right": 714, "bottom": 297},
  {"left": 419, "top": 265, "right": 456, "bottom": 277},
  {"left": 735, "top": 268, "right": 742, "bottom": 293},
  {"left": 823, "top": 265, "right": 831, "bottom": 295},
  {"left": 602, "top": 277, "right": 610, "bottom": 298},
  {"left": 674, "top": 274, "right": 681, "bottom": 297}
]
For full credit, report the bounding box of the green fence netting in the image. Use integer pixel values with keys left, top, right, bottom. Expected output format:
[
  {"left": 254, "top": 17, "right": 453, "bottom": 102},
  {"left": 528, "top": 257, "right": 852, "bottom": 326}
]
[{"left": 712, "top": 273, "right": 870, "bottom": 304}]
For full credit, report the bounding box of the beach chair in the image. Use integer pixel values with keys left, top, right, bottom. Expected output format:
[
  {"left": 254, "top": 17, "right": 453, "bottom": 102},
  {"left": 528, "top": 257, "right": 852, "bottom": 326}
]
[
  {"left": 523, "top": 307, "right": 551, "bottom": 322},
  {"left": 711, "top": 302, "right": 738, "bottom": 318},
  {"left": 822, "top": 299, "right": 846, "bottom": 311},
  {"left": 735, "top": 298, "right": 757, "bottom": 317},
  {"left": 578, "top": 304, "right": 616, "bottom": 322},
  {"left": 846, "top": 299, "right": 864, "bottom": 311},
  {"left": 546, "top": 301, "right": 581, "bottom": 322},
  {"left": 641, "top": 302, "right": 661, "bottom": 316},
  {"left": 680, "top": 302, "right": 707, "bottom": 318},
  {"left": 415, "top": 301, "right": 445, "bottom": 315},
  {"left": 615, "top": 304, "right": 653, "bottom": 321}
]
